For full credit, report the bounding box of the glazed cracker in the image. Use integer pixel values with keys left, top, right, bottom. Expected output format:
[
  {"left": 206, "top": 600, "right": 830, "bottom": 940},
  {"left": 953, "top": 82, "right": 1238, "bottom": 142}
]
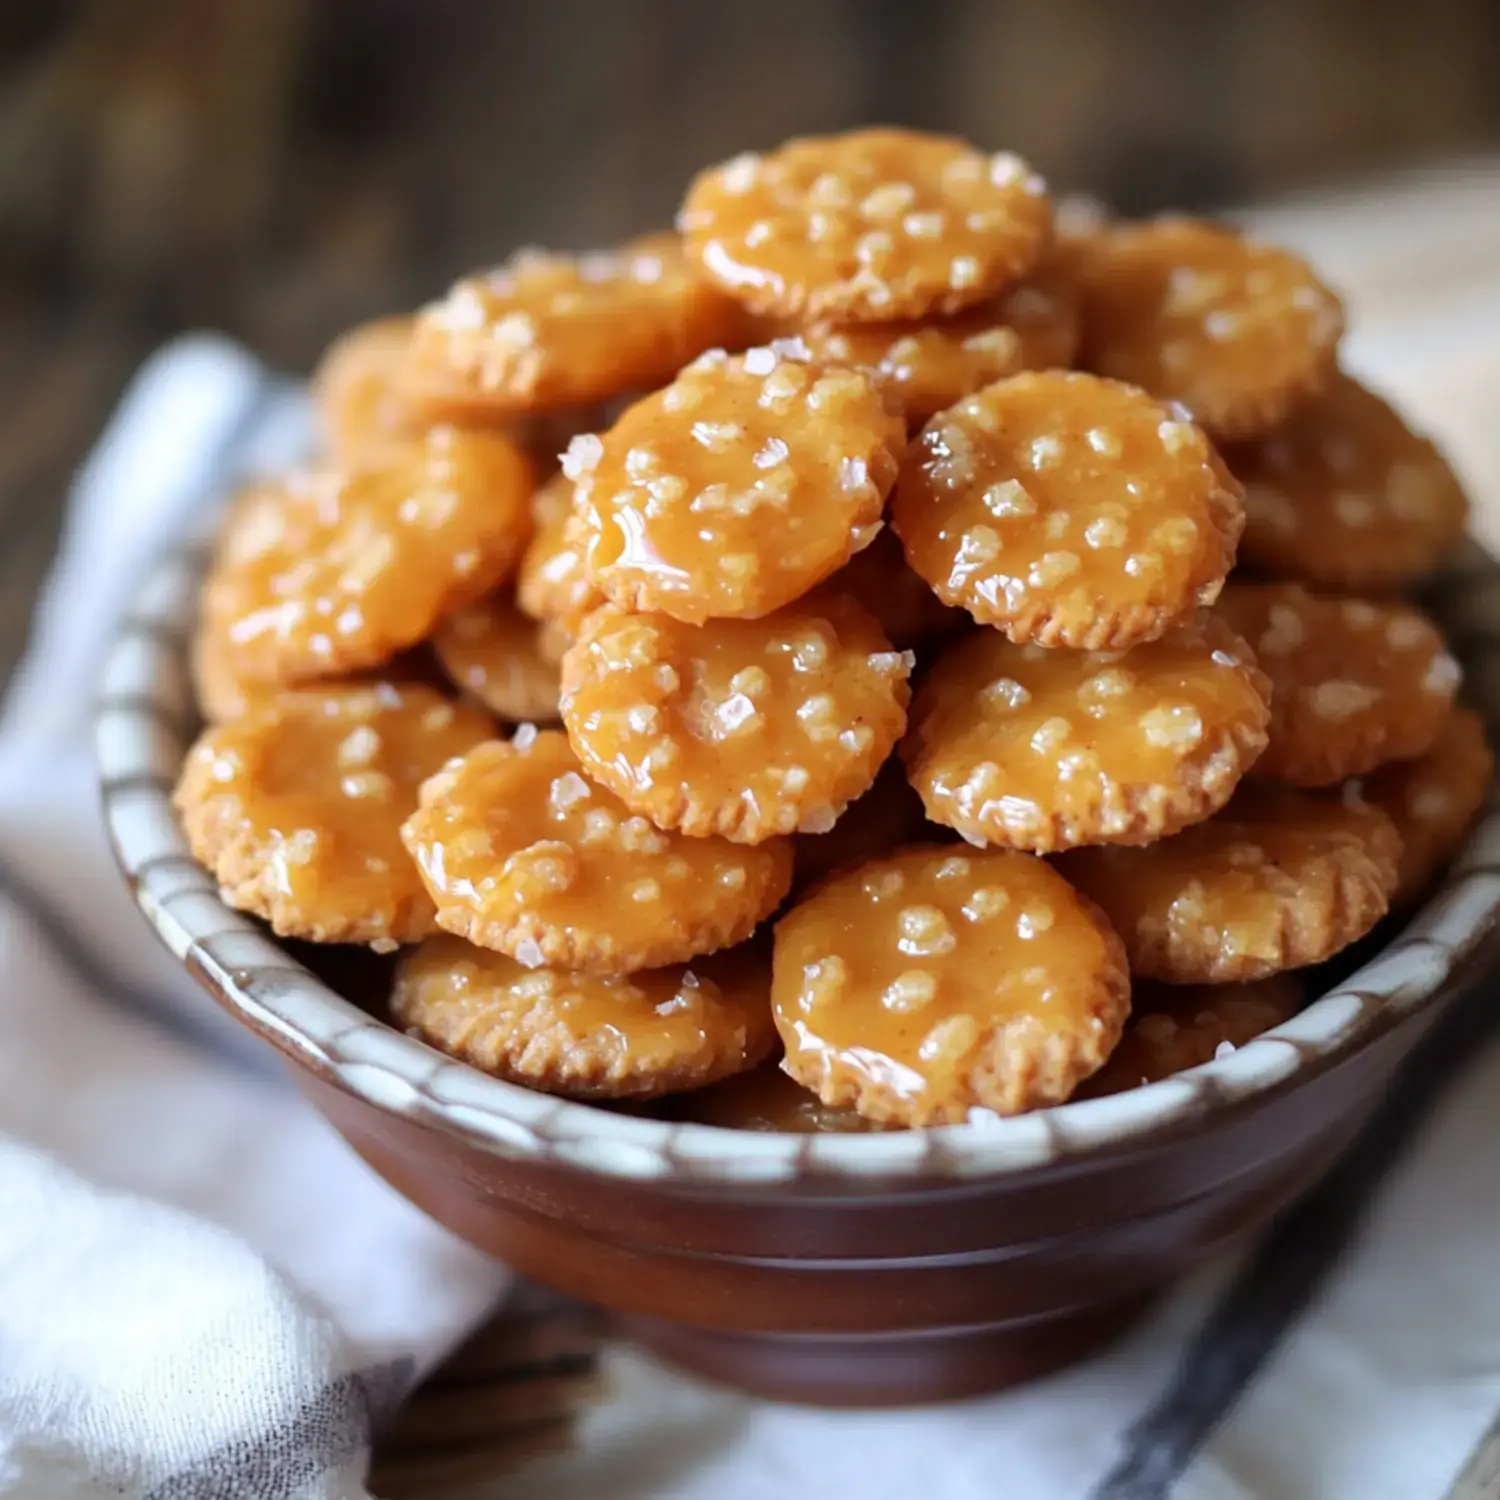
[
  {"left": 772, "top": 846, "right": 1129, "bottom": 1125},
  {"left": 401, "top": 729, "right": 791, "bottom": 972},
  {"left": 891, "top": 372, "right": 1244, "bottom": 648},
  {"left": 560, "top": 594, "right": 911, "bottom": 843},
  {"left": 1059, "top": 786, "right": 1401, "bottom": 983},
  {"left": 902, "top": 612, "right": 1270, "bottom": 850},
  {"left": 680, "top": 128, "right": 1051, "bottom": 321},
  {"left": 393, "top": 934, "right": 775, "bottom": 1099}
]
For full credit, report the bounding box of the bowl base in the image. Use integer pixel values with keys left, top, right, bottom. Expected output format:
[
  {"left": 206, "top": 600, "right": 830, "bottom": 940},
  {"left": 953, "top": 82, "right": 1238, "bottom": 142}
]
[{"left": 621, "top": 1294, "right": 1153, "bottom": 1407}]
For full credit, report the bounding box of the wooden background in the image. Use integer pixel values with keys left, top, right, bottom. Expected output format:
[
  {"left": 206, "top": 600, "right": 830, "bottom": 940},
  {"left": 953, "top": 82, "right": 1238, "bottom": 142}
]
[{"left": 2, "top": 0, "right": 1499, "bottom": 689}]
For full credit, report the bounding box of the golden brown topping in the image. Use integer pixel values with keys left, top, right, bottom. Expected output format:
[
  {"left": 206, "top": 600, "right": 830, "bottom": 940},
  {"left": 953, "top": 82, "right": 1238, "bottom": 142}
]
[
  {"left": 1057, "top": 785, "right": 1400, "bottom": 983},
  {"left": 678, "top": 1062, "right": 878, "bottom": 1132},
  {"left": 798, "top": 261, "right": 1081, "bottom": 425},
  {"left": 432, "top": 593, "right": 562, "bottom": 723},
  {"left": 1227, "top": 371, "right": 1469, "bottom": 591},
  {"left": 903, "top": 613, "right": 1270, "bottom": 851},
  {"left": 403, "top": 234, "right": 743, "bottom": 418},
  {"left": 391, "top": 934, "right": 776, "bottom": 1099},
  {"left": 791, "top": 758, "right": 935, "bottom": 892},
  {"left": 173, "top": 683, "right": 492, "bottom": 947},
  {"left": 891, "top": 372, "right": 1244, "bottom": 648},
  {"left": 1078, "top": 217, "right": 1344, "bottom": 440},
  {"left": 1076, "top": 976, "right": 1303, "bottom": 1097},
  {"left": 560, "top": 594, "right": 912, "bottom": 842},
  {"left": 202, "top": 429, "right": 534, "bottom": 687},
  {"left": 311, "top": 316, "right": 421, "bottom": 466},
  {"left": 772, "top": 846, "right": 1129, "bottom": 1125},
  {"left": 1359, "top": 707, "right": 1493, "bottom": 905},
  {"left": 400, "top": 729, "right": 792, "bottom": 973},
  {"left": 1215, "top": 583, "right": 1459, "bottom": 785},
  {"left": 569, "top": 347, "right": 903, "bottom": 622},
  {"left": 515, "top": 474, "right": 603, "bottom": 632},
  {"left": 680, "top": 129, "right": 1052, "bottom": 322}
]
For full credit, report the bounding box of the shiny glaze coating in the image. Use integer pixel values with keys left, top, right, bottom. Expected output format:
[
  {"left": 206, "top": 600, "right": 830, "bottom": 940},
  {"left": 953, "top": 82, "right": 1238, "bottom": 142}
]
[
  {"left": 392, "top": 934, "right": 776, "bottom": 1099},
  {"left": 174, "top": 683, "right": 492, "bottom": 947},
  {"left": 568, "top": 346, "right": 903, "bottom": 623},
  {"left": 773, "top": 845, "right": 1129, "bottom": 1125},
  {"left": 560, "top": 595, "right": 911, "bottom": 842},
  {"left": 680, "top": 128, "right": 1052, "bottom": 321},
  {"left": 1059, "top": 785, "right": 1401, "bottom": 983},
  {"left": 515, "top": 473, "right": 602, "bottom": 633},
  {"left": 891, "top": 372, "right": 1244, "bottom": 647},
  {"left": 902, "top": 613, "right": 1270, "bottom": 850},
  {"left": 400, "top": 729, "right": 792, "bottom": 973}
]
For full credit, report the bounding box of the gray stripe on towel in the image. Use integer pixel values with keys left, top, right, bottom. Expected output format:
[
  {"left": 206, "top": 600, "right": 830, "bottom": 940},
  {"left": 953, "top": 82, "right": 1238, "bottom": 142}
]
[{"left": 1091, "top": 972, "right": 1500, "bottom": 1499}]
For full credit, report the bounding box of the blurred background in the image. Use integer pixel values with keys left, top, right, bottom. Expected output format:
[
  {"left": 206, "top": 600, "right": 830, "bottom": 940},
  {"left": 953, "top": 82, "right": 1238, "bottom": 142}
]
[{"left": 2, "top": 0, "right": 1500, "bottom": 680}]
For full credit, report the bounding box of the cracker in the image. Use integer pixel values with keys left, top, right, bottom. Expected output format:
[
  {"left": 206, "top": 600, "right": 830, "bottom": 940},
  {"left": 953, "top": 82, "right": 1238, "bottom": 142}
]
[
  {"left": 772, "top": 845, "right": 1130, "bottom": 1125},
  {"left": 1057, "top": 785, "right": 1401, "bottom": 983},
  {"left": 891, "top": 371, "right": 1244, "bottom": 647},
  {"left": 823, "top": 524, "right": 967, "bottom": 649},
  {"left": 1078, "top": 217, "right": 1344, "bottom": 440},
  {"left": 1216, "top": 583, "right": 1459, "bottom": 785},
  {"left": 902, "top": 611, "right": 1270, "bottom": 850},
  {"left": 174, "top": 683, "right": 492, "bottom": 947},
  {"left": 392, "top": 934, "right": 775, "bottom": 1099},
  {"left": 560, "top": 594, "right": 912, "bottom": 842},
  {"left": 1359, "top": 707, "right": 1494, "bottom": 904},
  {"left": 311, "top": 316, "right": 422, "bottom": 466},
  {"left": 791, "top": 758, "right": 935, "bottom": 893},
  {"left": 1229, "top": 371, "right": 1468, "bottom": 591},
  {"left": 1076, "top": 975, "right": 1304, "bottom": 1096},
  {"left": 433, "top": 593, "right": 562, "bottom": 723},
  {"left": 680, "top": 128, "right": 1052, "bottom": 321},
  {"left": 403, "top": 234, "right": 743, "bottom": 417},
  {"left": 400, "top": 729, "right": 792, "bottom": 973},
  {"left": 568, "top": 346, "right": 902, "bottom": 622},
  {"left": 797, "top": 259, "right": 1081, "bottom": 424},
  {"left": 202, "top": 429, "right": 534, "bottom": 686}
]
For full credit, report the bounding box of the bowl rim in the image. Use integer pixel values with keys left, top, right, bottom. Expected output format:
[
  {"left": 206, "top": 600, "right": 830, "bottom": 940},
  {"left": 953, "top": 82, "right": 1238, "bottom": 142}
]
[{"left": 95, "top": 536, "right": 1500, "bottom": 1185}]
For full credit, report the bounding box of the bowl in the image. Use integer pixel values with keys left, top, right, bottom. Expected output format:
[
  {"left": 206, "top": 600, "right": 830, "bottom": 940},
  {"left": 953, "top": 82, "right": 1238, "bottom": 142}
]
[{"left": 96, "top": 535, "right": 1500, "bottom": 1407}]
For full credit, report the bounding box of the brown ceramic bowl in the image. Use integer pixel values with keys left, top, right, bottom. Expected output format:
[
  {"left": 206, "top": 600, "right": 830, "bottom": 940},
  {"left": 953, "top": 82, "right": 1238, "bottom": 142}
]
[{"left": 97, "top": 537, "right": 1500, "bottom": 1407}]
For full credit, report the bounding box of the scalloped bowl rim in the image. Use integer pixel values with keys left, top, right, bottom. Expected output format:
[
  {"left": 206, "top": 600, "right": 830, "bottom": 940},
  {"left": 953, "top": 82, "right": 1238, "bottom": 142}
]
[{"left": 95, "top": 537, "right": 1500, "bottom": 1184}]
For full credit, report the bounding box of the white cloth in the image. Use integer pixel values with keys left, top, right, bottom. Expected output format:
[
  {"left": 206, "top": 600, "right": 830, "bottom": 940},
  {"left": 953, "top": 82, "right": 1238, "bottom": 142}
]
[
  {"left": 0, "top": 338, "right": 507, "bottom": 1500},
  {"left": 6, "top": 164, "right": 1500, "bottom": 1500}
]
